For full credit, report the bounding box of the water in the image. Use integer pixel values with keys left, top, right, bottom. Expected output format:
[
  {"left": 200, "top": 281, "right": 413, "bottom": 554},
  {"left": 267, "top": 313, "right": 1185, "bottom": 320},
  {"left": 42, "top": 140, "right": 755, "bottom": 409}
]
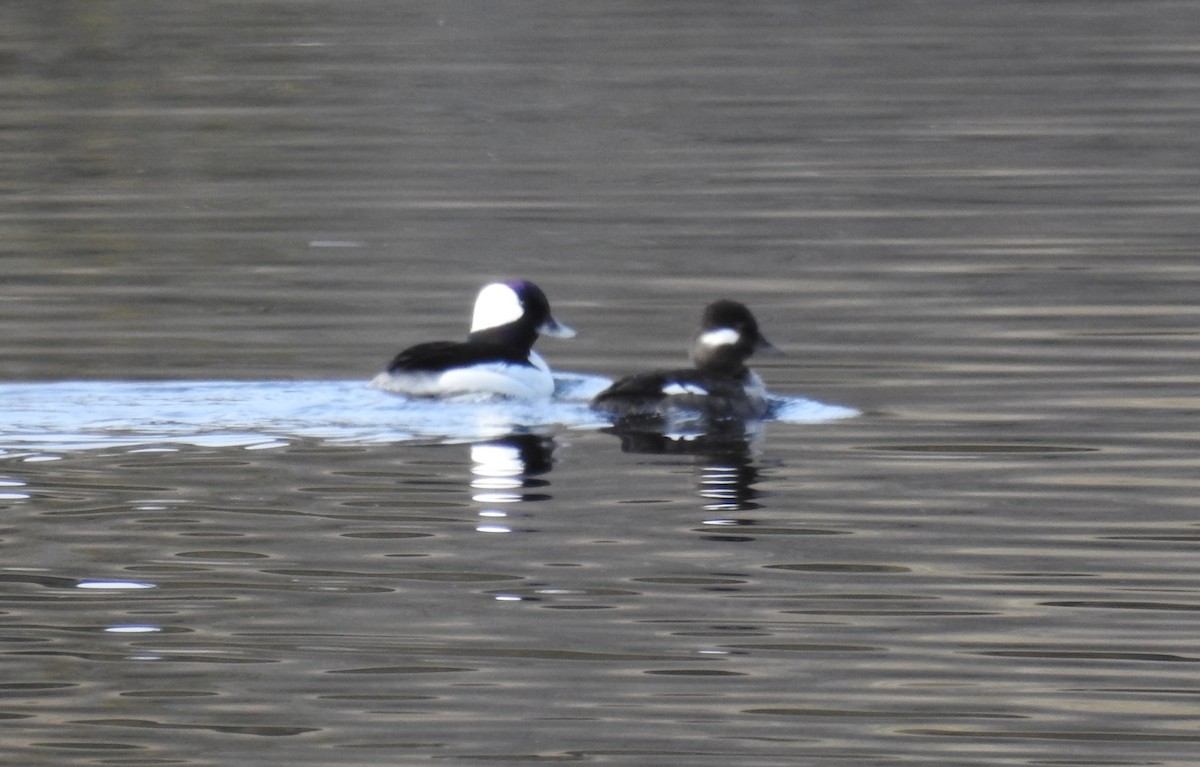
[
  {"left": 0, "top": 377, "right": 853, "bottom": 450},
  {"left": 4, "top": 1, "right": 1200, "bottom": 765}
]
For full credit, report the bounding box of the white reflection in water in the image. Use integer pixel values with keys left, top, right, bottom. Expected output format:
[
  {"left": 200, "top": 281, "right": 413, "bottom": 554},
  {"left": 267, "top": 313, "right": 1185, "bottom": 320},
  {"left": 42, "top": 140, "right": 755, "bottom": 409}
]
[
  {"left": 0, "top": 478, "right": 30, "bottom": 499},
  {"left": 470, "top": 434, "right": 557, "bottom": 534},
  {"left": 471, "top": 443, "right": 530, "bottom": 477},
  {"left": 473, "top": 491, "right": 523, "bottom": 503},
  {"left": 76, "top": 580, "right": 157, "bottom": 590}
]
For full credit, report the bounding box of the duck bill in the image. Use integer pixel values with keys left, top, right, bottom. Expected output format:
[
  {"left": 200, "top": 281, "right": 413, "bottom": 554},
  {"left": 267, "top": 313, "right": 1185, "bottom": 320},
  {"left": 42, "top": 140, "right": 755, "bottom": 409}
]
[
  {"left": 754, "top": 335, "right": 784, "bottom": 356},
  {"left": 538, "top": 316, "right": 576, "bottom": 339}
]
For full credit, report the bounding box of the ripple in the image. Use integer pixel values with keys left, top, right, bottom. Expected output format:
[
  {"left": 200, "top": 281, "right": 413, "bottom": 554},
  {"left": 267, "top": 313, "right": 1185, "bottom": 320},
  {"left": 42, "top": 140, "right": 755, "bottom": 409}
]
[
  {"left": 856, "top": 443, "right": 1099, "bottom": 455},
  {"left": 643, "top": 669, "right": 746, "bottom": 677},
  {"left": 765, "top": 563, "right": 912, "bottom": 574},
  {"left": 72, "top": 718, "right": 319, "bottom": 737}
]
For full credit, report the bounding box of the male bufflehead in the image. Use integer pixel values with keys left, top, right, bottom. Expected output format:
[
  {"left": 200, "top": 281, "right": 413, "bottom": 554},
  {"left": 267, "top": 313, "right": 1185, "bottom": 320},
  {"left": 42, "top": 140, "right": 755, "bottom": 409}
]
[
  {"left": 370, "top": 280, "right": 575, "bottom": 400},
  {"left": 591, "top": 300, "right": 782, "bottom": 421}
]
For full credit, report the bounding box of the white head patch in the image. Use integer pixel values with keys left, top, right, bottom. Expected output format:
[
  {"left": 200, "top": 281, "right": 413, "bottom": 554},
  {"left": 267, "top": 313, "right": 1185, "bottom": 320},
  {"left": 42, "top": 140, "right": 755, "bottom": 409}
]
[
  {"left": 698, "top": 328, "right": 741, "bottom": 348},
  {"left": 471, "top": 283, "right": 524, "bottom": 332}
]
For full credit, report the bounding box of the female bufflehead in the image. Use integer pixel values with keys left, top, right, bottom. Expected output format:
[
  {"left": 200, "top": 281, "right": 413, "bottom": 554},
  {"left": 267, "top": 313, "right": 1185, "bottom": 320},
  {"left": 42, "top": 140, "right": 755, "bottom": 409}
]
[
  {"left": 371, "top": 280, "right": 575, "bottom": 400},
  {"left": 591, "top": 300, "right": 782, "bottom": 421}
]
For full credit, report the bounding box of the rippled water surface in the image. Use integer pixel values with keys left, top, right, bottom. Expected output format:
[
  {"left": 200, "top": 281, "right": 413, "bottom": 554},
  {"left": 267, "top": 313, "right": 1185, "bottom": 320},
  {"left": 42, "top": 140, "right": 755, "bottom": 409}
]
[{"left": 4, "top": 1, "right": 1200, "bottom": 765}]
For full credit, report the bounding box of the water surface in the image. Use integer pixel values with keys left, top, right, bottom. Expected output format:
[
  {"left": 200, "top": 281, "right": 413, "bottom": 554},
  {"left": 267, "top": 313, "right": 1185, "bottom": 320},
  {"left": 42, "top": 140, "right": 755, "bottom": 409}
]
[{"left": 3, "top": 1, "right": 1200, "bottom": 765}]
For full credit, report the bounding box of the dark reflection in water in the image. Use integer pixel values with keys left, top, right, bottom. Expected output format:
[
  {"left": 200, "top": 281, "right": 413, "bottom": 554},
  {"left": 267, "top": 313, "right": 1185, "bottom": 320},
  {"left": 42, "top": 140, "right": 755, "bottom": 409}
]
[{"left": 603, "top": 422, "right": 764, "bottom": 527}]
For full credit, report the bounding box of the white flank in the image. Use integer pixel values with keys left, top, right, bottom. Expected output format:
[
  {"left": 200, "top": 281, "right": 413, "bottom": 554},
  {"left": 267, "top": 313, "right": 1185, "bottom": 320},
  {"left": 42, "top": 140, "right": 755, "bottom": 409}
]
[
  {"left": 371, "top": 353, "right": 555, "bottom": 400},
  {"left": 471, "top": 283, "right": 524, "bottom": 332},
  {"left": 662, "top": 382, "right": 708, "bottom": 396},
  {"left": 438, "top": 362, "right": 554, "bottom": 399},
  {"left": 698, "top": 328, "right": 740, "bottom": 348}
]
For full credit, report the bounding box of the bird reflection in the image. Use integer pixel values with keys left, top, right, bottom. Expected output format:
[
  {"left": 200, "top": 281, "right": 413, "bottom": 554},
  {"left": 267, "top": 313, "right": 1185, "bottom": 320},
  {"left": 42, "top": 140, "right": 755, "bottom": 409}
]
[
  {"left": 601, "top": 420, "right": 764, "bottom": 521},
  {"left": 469, "top": 433, "right": 555, "bottom": 533}
]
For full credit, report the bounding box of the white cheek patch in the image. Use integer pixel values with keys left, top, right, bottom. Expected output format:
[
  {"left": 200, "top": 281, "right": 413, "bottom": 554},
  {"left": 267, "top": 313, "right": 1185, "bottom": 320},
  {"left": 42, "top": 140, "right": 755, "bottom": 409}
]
[
  {"left": 471, "top": 283, "right": 524, "bottom": 332},
  {"left": 698, "top": 328, "right": 740, "bottom": 348},
  {"left": 662, "top": 382, "right": 708, "bottom": 396}
]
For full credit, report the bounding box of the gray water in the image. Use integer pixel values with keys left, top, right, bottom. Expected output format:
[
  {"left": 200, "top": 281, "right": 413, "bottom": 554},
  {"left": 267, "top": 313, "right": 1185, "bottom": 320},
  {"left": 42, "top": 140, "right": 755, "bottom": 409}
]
[{"left": 3, "top": 1, "right": 1200, "bottom": 765}]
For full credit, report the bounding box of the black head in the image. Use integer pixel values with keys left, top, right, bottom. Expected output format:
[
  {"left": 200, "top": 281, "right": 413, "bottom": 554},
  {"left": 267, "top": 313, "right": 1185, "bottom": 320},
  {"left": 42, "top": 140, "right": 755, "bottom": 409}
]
[{"left": 689, "top": 300, "right": 781, "bottom": 375}]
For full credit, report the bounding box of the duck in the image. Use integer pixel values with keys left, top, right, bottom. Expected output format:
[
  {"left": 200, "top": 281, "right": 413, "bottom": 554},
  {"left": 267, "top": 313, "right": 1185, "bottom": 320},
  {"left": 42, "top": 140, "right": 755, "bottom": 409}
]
[
  {"left": 370, "top": 280, "right": 574, "bottom": 400},
  {"left": 591, "top": 300, "right": 781, "bottom": 421}
]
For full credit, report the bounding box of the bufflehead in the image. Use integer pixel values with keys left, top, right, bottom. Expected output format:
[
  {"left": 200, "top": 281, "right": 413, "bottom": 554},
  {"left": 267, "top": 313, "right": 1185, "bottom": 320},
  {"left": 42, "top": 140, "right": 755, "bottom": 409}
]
[
  {"left": 591, "top": 300, "right": 782, "bottom": 421},
  {"left": 370, "top": 280, "right": 575, "bottom": 400}
]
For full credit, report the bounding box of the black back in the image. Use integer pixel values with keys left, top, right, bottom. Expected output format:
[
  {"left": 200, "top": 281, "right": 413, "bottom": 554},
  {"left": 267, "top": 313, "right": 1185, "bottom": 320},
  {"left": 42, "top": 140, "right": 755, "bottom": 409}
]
[{"left": 386, "top": 340, "right": 533, "bottom": 373}]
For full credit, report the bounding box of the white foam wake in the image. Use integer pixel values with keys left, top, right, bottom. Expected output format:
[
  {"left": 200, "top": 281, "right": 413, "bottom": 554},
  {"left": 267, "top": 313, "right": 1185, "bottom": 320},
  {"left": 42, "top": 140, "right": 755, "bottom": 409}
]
[{"left": 0, "top": 374, "right": 854, "bottom": 452}]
